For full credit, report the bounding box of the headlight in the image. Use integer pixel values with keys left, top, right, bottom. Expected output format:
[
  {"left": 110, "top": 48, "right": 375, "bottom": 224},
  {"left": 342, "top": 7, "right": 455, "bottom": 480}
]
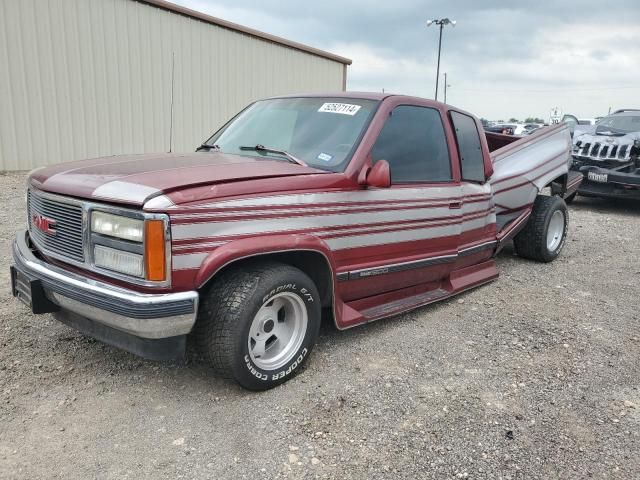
[
  {"left": 90, "top": 211, "right": 168, "bottom": 283},
  {"left": 94, "top": 245, "right": 144, "bottom": 277},
  {"left": 91, "top": 212, "right": 144, "bottom": 242}
]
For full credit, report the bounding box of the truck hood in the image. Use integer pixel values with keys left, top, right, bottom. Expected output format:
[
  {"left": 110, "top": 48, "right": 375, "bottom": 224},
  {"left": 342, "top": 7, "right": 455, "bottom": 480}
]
[
  {"left": 574, "top": 128, "right": 640, "bottom": 146},
  {"left": 573, "top": 129, "right": 640, "bottom": 161},
  {"left": 29, "top": 152, "right": 327, "bottom": 207}
]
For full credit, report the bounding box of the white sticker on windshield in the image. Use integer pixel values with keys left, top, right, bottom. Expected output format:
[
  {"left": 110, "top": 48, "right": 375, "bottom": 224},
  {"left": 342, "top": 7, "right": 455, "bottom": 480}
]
[
  {"left": 317, "top": 152, "right": 333, "bottom": 162},
  {"left": 318, "top": 103, "right": 361, "bottom": 116}
]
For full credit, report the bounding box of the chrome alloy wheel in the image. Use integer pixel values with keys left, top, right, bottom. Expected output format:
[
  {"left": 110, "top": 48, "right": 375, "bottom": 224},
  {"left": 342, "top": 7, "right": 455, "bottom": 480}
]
[
  {"left": 247, "top": 292, "right": 308, "bottom": 371},
  {"left": 547, "top": 210, "right": 565, "bottom": 252}
]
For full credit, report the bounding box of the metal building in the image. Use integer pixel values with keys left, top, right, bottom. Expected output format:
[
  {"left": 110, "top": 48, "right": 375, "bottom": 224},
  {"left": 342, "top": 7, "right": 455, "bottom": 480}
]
[{"left": 0, "top": 0, "right": 351, "bottom": 170}]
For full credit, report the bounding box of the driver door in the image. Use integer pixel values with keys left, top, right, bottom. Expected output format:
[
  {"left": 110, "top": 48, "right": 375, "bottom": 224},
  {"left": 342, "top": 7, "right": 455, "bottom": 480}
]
[{"left": 337, "top": 104, "right": 462, "bottom": 301}]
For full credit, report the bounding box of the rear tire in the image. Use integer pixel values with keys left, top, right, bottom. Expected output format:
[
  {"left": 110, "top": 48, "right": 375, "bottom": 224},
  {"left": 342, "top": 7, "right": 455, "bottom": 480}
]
[
  {"left": 195, "top": 261, "right": 321, "bottom": 390},
  {"left": 514, "top": 195, "right": 568, "bottom": 263}
]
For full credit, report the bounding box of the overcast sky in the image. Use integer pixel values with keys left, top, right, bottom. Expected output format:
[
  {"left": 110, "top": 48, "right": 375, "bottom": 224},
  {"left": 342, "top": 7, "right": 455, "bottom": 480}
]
[{"left": 174, "top": 0, "right": 639, "bottom": 121}]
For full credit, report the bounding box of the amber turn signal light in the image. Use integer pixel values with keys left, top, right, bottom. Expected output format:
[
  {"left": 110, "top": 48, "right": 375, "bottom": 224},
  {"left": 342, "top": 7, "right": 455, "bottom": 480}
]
[{"left": 144, "top": 220, "right": 166, "bottom": 281}]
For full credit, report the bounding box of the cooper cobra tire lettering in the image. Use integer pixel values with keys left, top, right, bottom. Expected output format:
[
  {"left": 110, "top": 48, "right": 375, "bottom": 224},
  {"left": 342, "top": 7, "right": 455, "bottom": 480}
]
[
  {"left": 270, "top": 348, "right": 308, "bottom": 381},
  {"left": 244, "top": 355, "right": 268, "bottom": 381}
]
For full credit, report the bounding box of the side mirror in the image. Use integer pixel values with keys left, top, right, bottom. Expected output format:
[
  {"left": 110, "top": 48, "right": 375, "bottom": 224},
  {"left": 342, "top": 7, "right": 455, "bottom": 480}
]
[{"left": 359, "top": 160, "right": 391, "bottom": 188}]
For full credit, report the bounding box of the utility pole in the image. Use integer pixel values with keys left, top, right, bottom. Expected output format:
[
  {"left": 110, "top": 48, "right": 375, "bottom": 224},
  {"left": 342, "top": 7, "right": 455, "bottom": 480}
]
[{"left": 427, "top": 18, "right": 456, "bottom": 101}]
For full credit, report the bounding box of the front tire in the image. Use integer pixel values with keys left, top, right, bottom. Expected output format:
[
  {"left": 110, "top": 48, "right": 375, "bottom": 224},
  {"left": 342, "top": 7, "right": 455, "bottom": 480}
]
[
  {"left": 514, "top": 195, "right": 568, "bottom": 262},
  {"left": 195, "top": 261, "right": 321, "bottom": 390}
]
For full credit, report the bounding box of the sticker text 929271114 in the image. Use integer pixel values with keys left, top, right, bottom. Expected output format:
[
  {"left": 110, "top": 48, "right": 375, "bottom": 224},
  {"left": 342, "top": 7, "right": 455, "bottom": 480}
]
[{"left": 318, "top": 103, "right": 361, "bottom": 116}]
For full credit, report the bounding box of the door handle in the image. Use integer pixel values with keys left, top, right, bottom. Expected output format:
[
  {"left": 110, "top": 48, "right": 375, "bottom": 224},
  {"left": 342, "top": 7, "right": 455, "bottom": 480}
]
[{"left": 449, "top": 202, "right": 462, "bottom": 209}]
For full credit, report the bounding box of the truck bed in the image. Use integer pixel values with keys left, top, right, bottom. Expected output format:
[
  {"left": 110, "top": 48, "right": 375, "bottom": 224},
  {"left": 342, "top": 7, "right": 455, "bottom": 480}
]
[{"left": 486, "top": 124, "right": 572, "bottom": 231}]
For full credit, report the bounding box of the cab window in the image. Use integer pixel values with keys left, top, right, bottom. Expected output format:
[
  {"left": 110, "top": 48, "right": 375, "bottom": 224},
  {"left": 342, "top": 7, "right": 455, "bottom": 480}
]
[
  {"left": 450, "top": 111, "right": 486, "bottom": 182},
  {"left": 371, "top": 105, "right": 451, "bottom": 183}
]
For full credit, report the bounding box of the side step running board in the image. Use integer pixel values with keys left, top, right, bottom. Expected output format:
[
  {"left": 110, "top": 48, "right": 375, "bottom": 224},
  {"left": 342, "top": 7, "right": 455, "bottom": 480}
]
[
  {"left": 361, "top": 288, "right": 449, "bottom": 320},
  {"left": 340, "top": 260, "right": 500, "bottom": 326}
]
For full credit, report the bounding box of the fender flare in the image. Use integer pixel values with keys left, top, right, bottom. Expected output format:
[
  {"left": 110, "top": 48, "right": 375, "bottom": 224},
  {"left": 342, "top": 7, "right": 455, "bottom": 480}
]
[
  {"left": 194, "top": 233, "right": 338, "bottom": 290},
  {"left": 193, "top": 234, "right": 346, "bottom": 327}
]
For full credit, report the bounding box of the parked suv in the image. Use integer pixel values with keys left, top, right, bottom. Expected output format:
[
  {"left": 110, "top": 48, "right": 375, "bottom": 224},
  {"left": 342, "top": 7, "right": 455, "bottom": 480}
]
[{"left": 568, "top": 109, "right": 640, "bottom": 201}]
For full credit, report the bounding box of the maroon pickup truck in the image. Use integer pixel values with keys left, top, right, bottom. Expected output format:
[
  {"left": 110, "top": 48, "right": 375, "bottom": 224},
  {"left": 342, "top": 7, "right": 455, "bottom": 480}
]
[{"left": 11, "top": 93, "right": 580, "bottom": 390}]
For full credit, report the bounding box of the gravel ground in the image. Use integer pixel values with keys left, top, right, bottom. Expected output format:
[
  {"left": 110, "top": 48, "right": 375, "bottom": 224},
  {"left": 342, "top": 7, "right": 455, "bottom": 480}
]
[{"left": 0, "top": 172, "right": 638, "bottom": 479}]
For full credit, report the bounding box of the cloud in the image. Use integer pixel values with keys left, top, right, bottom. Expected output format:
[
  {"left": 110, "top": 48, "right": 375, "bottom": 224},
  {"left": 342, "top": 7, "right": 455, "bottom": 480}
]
[
  {"left": 330, "top": 42, "right": 436, "bottom": 96},
  {"left": 171, "top": 0, "right": 640, "bottom": 120}
]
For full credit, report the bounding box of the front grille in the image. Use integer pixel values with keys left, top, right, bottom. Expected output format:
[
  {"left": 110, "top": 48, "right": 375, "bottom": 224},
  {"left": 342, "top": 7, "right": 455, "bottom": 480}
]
[
  {"left": 575, "top": 141, "right": 631, "bottom": 161},
  {"left": 28, "top": 189, "right": 84, "bottom": 262}
]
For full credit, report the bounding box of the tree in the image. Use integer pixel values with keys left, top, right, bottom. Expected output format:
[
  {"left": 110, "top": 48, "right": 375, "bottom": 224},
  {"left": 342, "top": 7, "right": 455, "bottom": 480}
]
[
  {"left": 524, "top": 117, "right": 545, "bottom": 124},
  {"left": 479, "top": 117, "right": 489, "bottom": 127},
  {"left": 509, "top": 117, "right": 519, "bottom": 123}
]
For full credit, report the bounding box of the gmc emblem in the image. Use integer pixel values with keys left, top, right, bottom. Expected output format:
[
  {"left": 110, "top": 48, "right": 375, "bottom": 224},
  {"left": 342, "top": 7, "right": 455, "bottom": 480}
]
[{"left": 32, "top": 214, "right": 57, "bottom": 235}]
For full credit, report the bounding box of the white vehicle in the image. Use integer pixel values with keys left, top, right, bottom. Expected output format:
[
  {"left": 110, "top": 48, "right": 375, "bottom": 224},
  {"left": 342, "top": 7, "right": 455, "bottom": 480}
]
[
  {"left": 578, "top": 118, "right": 598, "bottom": 126},
  {"left": 487, "top": 124, "right": 529, "bottom": 135},
  {"left": 523, "top": 123, "right": 544, "bottom": 135}
]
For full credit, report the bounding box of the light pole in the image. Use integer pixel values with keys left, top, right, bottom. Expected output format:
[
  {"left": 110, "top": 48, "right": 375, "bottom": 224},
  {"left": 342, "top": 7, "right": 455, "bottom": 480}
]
[{"left": 426, "top": 18, "right": 456, "bottom": 101}]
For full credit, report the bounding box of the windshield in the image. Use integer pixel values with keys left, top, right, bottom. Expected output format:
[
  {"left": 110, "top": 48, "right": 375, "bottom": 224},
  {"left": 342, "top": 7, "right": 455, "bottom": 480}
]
[
  {"left": 596, "top": 114, "right": 640, "bottom": 135},
  {"left": 203, "top": 97, "right": 379, "bottom": 171}
]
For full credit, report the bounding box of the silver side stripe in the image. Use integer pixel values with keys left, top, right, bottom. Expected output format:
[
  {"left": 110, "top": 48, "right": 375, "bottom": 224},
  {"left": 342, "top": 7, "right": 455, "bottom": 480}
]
[
  {"left": 173, "top": 240, "right": 226, "bottom": 252},
  {"left": 173, "top": 215, "right": 493, "bottom": 255},
  {"left": 173, "top": 252, "right": 209, "bottom": 270},
  {"left": 323, "top": 217, "right": 492, "bottom": 251},
  {"left": 170, "top": 184, "right": 497, "bottom": 272},
  {"left": 171, "top": 203, "right": 492, "bottom": 241},
  {"left": 172, "top": 221, "right": 497, "bottom": 271}
]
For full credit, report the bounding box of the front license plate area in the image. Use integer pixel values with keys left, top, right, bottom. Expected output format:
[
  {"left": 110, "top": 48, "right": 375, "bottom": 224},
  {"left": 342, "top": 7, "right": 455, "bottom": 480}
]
[
  {"left": 588, "top": 171, "right": 608, "bottom": 183},
  {"left": 11, "top": 266, "right": 33, "bottom": 308},
  {"left": 10, "top": 266, "right": 59, "bottom": 314}
]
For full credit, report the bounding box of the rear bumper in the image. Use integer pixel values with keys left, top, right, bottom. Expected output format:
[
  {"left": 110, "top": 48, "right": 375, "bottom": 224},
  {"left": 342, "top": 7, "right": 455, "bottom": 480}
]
[
  {"left": 570, "top": 159, "right": 640, "bottom": 199},
  {"left": 577, "top": 180, "right": 640, "bottom": 199},
  {"left": 12, "top": 231, "right": 199, "bottom": 358}
]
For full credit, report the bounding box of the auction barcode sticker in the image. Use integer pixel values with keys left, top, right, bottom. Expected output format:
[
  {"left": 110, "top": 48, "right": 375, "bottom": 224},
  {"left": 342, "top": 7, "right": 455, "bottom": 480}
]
[{"left": 318, "top": 103, "right": 361, "bottom": 116}]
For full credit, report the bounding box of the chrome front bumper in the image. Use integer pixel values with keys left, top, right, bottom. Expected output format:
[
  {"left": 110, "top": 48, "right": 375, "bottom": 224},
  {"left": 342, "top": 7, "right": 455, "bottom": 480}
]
[{"left": 12, "top": 230, "right": 198, "bottom": 339}]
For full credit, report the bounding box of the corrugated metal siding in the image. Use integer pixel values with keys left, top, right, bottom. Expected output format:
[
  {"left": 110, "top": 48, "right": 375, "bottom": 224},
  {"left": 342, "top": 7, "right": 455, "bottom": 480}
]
[{"left": 0, "top": 0, "right": 346, "bottom": 170}]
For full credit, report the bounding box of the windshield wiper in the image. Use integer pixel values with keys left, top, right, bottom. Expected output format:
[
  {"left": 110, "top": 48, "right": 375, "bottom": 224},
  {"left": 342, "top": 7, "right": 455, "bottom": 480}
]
[
  {"left": 196, "top": 143, "right": 221, "bottom": 152},
  {"left": 239, "top": 144, "right": 308, "bottom": 166}
]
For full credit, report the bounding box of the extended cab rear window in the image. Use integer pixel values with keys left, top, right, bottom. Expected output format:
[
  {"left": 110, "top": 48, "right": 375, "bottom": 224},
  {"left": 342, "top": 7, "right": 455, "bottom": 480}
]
[{"left": 450, "top": 111, "right": 485, "bottom": 182}]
